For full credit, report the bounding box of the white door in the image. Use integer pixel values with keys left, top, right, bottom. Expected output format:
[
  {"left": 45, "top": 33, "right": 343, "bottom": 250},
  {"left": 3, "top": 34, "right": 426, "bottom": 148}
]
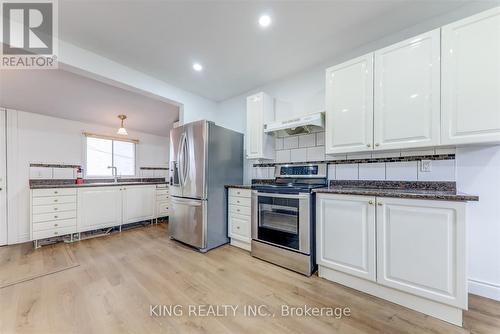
[
  {"left": 316, "top": 194, "right": 376, "bottom": 282},
  {"left": 374, "top": 29, "right": 441, "bottom": 150},
  {"left": 77, "top": 187, "right": 122, "bottom": 232},
  {"left": 246, "top": 93, "right": 264, "bottom": 159},
  {"left": 376, "top": 197, "right": 467, "bottom": 308},
  {"left": 0, "top": 109, "right": 6, "bottom": 245},
  {"left": 441, "top": 7, "right": 500, "bottom": 145},
  {"left": 123, "top": 185, "right": 155, "bottom": 224},
  {"left": 325, "top": 54, "right": 374, "bottom": 154}
]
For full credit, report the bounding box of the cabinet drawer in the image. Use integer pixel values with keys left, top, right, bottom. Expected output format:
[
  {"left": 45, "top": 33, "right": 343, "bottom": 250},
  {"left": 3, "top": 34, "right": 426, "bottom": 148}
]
[
  {"left": 156, "top": 194, "right": 170, "bottom": 201},
  {"left": 229, "top": 213, "right": 251, "bottom": 239},
  {"left": 33, "top": 225, "right": 76, "bottom": 240},
  {"left": 229, "top": 196, "right": 251, "bottom": 207},
  {"left": 33, "top": 218, "right": 76, "bottom": 232},
  {"left": 157, "top": 201, "right": 169, "bottom": 216},
  {"left": 32, "top": 195, "right": 76, "bottom": 206},
  {"left": 229, "top": 188, "right": 251, "bottom": 198},
  {"left": 33, "top": 210, "right": 76, "bottom": 223},
  {"left": 229, "top": 204, "right": 251, "bottom": 216},
  {"left": 156, "top": 189, "right": 169, "bottom": 196},
  {"left": 33, "top": 188, "right": 77, "bottom": 197},
  {"left": 32, "top": 202, "right": 76, "bottom": 214}
]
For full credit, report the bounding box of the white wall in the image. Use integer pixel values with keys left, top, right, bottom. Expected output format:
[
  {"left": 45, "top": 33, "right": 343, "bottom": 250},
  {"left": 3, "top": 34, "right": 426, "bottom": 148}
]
[
  {"left": 456, "top": 145, "right": 500, "bottom": 301},
  {"left": 215, "top": 3, "right": 500, "bottom": 301},
  {"left": 6, "top": 109, "right": 169, "bottom": 244}
]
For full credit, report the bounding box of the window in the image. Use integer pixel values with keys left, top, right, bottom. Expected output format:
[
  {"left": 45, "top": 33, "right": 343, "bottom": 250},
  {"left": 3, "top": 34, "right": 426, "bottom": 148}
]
[{"left": 85, "top": 136, "right": 136, "bottom": 177}]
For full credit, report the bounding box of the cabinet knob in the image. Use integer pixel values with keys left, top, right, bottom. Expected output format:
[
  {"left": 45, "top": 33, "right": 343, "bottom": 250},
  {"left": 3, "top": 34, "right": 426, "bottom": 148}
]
[
  {"left": 237, "top": 191, "right": 240, "bottom": 195},
  {"left": 236, "top": 226, "right": 240, "bottom": 229},
  {"left": 367, "top": 144, "right": 371, "bottom": 148},
  {"left": 375, "top": 143, "right": 380, "bottom": 147},
  {"left": 54, "top": 215, "right": 58, "bottom": 218},
  {"left": 54, "top": 208, "right": 58, "bottom": 211},
  {"left": 54, "top": 232, "right": 58, "bottom": 235},
  {"left": 54, "top": 199, "right": 58, "bottom": 203},
  {"left": 54, "top": 223, "right": 58, "bottom": 227},
  {"left": 368, "top": 200, "right": 374, "bottom": 205},
  {"left": 377, "top": 202, "right": 383, "bottom": 206},
  {"left": 237, "top": 200, "right": 240, "bottom": 203},
  {"left": 54, "top": 191, "right": 58, "bottom": 194}
]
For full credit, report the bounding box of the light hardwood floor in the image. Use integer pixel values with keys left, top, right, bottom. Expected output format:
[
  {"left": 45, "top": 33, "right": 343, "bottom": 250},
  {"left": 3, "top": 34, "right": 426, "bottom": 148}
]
[{"left": 0, "top": 224, "right": 499, "bottom": 334}]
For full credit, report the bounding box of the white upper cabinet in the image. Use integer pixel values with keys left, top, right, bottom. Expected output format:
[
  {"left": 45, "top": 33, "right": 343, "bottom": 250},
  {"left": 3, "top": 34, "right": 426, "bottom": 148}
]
[
  {"left": 376, "top": 197, "right": 467, "bottom": 308},
  {"left": 325, "top": 54, "right": 374, "bottom": 154},
  {"left": 374, "top": 29, "right": 441, "bottom": 150},
  {"left": 246, "top": 92, "right": 275, "bottom": 160},
  {"left": 441, "top": 7, "right": 500, "bottom": 145},
  {"left": 316, "top": 194, "right": 376, "bottom": 282}
]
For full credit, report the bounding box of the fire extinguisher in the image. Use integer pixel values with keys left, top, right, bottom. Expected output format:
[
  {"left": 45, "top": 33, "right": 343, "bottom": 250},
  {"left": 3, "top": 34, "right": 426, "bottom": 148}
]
[{"left": 76, "top": 167, "right": 84, "bottom": 185}]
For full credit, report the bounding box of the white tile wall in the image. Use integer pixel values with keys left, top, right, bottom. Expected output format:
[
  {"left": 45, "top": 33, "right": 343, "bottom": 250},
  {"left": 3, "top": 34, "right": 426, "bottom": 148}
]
[
  {"left": 316, "top": 132, "right": 325, "bottom": 146},
  {"left": 29, "top": 167, "right": 53, "bottom": 179},
  {"left": 307, "top": 146, "right": 325, "bottom": 161},
  {"left": 53, "top": 168, "right": 75, "bottom": 179},
  {"left": 336, "top": 164, "right": 359, "bottom": 180},
  {"left": 299, "top": 134, "right": 316, "bottom": 148},
  {"left": 283, "top": 136, "right": 299, "bottom": 149},
  {"left": 359, "top": 163, "right": 385, "bottom": 180},
  {"left": 327, "top": 164, "right": 336, "bottom": 180},
  {"left": 275, "top": 150, "right": 291, "bottom": 163},
  {"left": 290, "top": 148, "right": 307, "bottom": 162},
  {"left": 386, "top": 161, "right": 418, "bottom": 181},
  {"left": 275, "top": 138, "right": 284, "bottom": 150},
  {"left": 418, "top": 159, "right": 456, "bottom": 181}
]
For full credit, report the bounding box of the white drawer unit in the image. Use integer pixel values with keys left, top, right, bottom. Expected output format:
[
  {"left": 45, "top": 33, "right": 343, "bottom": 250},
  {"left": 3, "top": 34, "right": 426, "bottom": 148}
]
[
  {"left": 155, "top": 185, "right": 170, "bottom": 222},
  {"left": 31, "top": 188, "right": 78, "bottom": 247},
  {"left": 227, "top": 187, "right": 252, "bottom": 251}
]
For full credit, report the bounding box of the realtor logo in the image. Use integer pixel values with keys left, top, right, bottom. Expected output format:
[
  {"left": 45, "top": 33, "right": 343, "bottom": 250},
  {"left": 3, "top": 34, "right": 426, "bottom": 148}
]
[{"left": 1, "top": 0, "right": 58, "bottom": 68}]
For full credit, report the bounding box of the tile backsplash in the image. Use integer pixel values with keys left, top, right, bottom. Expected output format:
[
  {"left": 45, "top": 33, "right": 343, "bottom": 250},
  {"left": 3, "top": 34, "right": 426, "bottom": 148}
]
[{"left": 252, "top": 131, "right": 457, "bottom": 182}]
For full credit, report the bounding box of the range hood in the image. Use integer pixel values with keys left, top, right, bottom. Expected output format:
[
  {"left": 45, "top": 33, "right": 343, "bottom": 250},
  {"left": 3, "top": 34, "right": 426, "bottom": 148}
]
[{"left": 264, "top": 112, "right": 325, "bottom": 136}]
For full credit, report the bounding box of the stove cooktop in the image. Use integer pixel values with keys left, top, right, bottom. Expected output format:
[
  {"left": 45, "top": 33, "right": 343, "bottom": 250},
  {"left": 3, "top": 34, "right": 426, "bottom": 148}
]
[{"left": 252, "top": 181, "right": 327, "bottom": 194}]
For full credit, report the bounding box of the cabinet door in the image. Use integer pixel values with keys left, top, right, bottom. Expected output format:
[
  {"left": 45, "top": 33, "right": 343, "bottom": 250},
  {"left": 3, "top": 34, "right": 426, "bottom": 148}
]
[
  {"left": 325, "top": 54, "right": 374, "bottom": 154},
  {"left": 376, "top": 197, "right": 466, "bottom": 308},
  {"left": 374, "top": 29, "right": 440, "bottom": 150},
  {"left": 316, "top": 194, "right": 376, "bottom": 282},
  {"left": 246, "top": 94, "right": 263, "bottom": 159},
  {"left": 123, "top": 185, "right": 155, "bottom": 224},
  {"left": 77, "top": 187, "right": 122, "bottom": 232},
  {"left": 441, "top": 7, "right": 500, "bottom": 145},
  {"left": 228, "top": 213, "right": 251, "bottom": 242}
]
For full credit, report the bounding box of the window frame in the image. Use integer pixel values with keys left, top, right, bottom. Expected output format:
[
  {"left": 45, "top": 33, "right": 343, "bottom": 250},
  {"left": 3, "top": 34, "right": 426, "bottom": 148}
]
[{"left": 84, "top": 134, "right": 138, "bottom": 178}]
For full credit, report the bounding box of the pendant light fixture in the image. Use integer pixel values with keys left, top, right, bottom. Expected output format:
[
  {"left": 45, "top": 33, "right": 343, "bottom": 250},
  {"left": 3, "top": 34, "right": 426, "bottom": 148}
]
[{"left": 117, "top": 115, "right": 128, "bottom": 135}]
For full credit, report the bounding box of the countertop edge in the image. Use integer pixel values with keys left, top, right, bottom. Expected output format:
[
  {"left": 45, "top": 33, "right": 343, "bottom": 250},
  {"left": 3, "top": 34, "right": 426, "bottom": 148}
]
[
  {"left": 312, "top": 187, "right": 479, "bottom": 202},
  {"left": 30, "top": 182, "right": 169, "bottom": 189}
]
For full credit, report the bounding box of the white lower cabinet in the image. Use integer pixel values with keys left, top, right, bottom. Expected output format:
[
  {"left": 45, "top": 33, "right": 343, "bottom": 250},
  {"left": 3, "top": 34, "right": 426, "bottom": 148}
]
[
  {"left": 316, "top": 193, "right": 467, "bottom": 326},
  {"left": 228, "top": 188, "right": 252, "bottom": 251},
  {"left": 122, "top": 185, "right": 155, "bottom": 224},
  {"left": 316, "top": 194, "right": 376, "bottom": 282},
  {"left": 77, "top": 187, "right": 123, "bottom": 233},
  {"left": 376, "top": 197, "right": 466, "bottom": 308}
]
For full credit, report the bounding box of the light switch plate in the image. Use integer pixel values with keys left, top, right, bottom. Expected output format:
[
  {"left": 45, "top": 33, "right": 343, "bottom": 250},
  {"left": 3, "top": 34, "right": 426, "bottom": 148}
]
[{"left": 420, "top": 160, "right": 432, "bottom": 172}]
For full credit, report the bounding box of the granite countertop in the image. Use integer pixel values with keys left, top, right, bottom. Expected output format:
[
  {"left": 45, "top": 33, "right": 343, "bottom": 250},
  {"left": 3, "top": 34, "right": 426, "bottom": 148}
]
[
  {"left": 225, "top": 184, "right": 253, "bottom": 189},
  {"left": 30, "top": 178, "right": 168, "bottom": 189},
  {"left": 313, "top": 180, "right": 478, "bottom": 202}
]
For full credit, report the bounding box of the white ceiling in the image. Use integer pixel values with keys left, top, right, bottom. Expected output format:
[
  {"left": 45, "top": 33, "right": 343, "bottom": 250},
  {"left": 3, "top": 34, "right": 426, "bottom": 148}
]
[
  {"left": 0, "top": 69, "right": 179, "bottom": 136},
  {"left": 59, "top": 0, "right": 471, "bottom": 101}
]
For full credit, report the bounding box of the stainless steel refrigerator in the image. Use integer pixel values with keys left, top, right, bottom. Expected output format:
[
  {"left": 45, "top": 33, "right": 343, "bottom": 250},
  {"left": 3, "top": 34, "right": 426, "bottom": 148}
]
[{"left": 169, "top": 120, "right": 243, "bottom": 252}]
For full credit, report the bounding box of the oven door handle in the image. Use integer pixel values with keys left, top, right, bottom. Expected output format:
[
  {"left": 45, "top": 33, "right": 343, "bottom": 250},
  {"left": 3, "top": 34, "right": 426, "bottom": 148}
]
[{"left": 252, "top": 191, "right": 310, "bottom": 199}]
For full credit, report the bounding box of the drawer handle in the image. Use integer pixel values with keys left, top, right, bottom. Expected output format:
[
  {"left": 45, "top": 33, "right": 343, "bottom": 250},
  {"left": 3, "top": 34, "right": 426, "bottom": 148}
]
[
  {"left": 54, "top": 215, "right": 58, "bottom": 219},
  {"left": 54, "top": 199, "right": 58, "bottom": 203},
  {"left": 236, "top": 209, "right": 240, "bottom": 212},
  {"left": 54, "top": 232, "right": 58, "bottom": 235},
  {"left": 54, "top": 191, "right": 58, "bottom": 194},
  {"left": 54, "top": 208, "right": 58, "bottom": 211},
  {"left": 236, "top": 200, "right": 240, "bottom": 203},
  {"left": 54, "top": 223, "right": 58, "bottom": 227},
  {"left": 236, "top": 226, "right": 240, "bottom": 229},
  {"left": 237, "top": 191, "right": 241, "bottom": 195}
]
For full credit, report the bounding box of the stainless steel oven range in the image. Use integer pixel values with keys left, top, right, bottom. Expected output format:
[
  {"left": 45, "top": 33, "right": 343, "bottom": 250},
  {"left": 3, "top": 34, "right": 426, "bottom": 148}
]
[{"left": 251, "top": 164, "right": 327, "bottom": 276}]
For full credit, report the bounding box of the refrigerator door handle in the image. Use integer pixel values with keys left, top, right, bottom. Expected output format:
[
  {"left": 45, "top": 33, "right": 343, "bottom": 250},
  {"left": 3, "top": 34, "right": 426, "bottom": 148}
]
[
  {"left": 183, "top": 134, "right": 190, "bottom": 186},
  {"left": 171, "top": 196, "right": 202, "bottom": 206},
  {"left": 177, "top": 133, "right": 186, "bottom": 186}
]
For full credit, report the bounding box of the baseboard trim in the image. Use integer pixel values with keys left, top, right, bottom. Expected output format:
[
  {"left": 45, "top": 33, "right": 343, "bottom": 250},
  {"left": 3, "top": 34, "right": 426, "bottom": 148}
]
[
  {"left": 468, "top": 279, "right": 500, "bottom": 302},
  {"left": 230, "top": 238, "right": 251, "bottom": 251},
  {"left": 318, "top": 266, "right": 463, "bottom": 327}
]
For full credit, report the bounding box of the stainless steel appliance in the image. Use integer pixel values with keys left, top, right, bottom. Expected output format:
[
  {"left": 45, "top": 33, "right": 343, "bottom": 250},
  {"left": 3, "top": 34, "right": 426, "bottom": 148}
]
[
  {"left": 251, "top": 164, "right": 327, "bottom": 276},
  {"left": 169, "top": 120, "right": 243, "bottom": 252}
]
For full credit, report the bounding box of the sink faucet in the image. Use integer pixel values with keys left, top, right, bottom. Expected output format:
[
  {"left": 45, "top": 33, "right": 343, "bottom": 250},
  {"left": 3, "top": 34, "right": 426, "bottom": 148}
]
[{"left": 108, "top": 166, "right": 118, "bottom": 183}]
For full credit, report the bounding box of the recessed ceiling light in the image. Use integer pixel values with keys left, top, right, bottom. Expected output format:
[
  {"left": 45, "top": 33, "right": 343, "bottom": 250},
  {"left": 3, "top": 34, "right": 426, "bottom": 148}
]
[
  {"left": 258, "top": 14, "right": 272, "bottom": 28},
  {"left": 192, "top": 63, "right": 203, "bottom": 72}
]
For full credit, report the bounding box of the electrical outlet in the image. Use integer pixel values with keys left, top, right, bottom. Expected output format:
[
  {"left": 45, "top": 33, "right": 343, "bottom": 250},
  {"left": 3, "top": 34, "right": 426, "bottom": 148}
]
[{"left": 420, "top": 160, "right": 432, "bottom": 172}]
